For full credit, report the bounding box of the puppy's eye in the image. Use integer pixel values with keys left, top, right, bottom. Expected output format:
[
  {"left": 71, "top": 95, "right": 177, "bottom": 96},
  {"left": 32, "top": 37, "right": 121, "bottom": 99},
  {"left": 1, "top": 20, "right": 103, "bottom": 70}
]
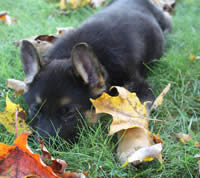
[{"left": 59, "top": 107, "right": 70, "bottom": 115}]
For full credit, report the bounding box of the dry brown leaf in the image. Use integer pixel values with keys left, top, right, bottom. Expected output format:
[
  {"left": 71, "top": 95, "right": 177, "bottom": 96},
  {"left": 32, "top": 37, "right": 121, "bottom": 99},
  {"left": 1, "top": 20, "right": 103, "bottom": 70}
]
[
  {"left": 7, "top": 78, "right": 26, "bottom": 95},
  {"left": 38, "top": 139, "right": 87, "bottom": 178},
  {"left": 90, "top": 86, "right": 163, "bottom": 165},
  {"left": 117, "top": 128, "right": 163, "bottom": 165},
  {"left": 175, "top": 133, "right": 192, "bottom": 143},
  {"left": 194, "top": 141, "right": 200, "bottom": 148},
  {"left": 14, "top": 35, "right": 57, "bottom": 65},
  {"left": 151, "top": 83, "right": 171, "bottom": 110},
  {"left": 38, "top": 139, "right": 68, "bottom": 176},
  {"left": 151, "top": 0, "right": 176, "bottom": 15}
]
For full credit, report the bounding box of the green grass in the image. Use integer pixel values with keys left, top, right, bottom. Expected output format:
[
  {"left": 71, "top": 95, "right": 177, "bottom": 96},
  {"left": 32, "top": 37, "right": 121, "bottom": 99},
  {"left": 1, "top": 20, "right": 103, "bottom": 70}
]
[{"left": 0, "top": 0, "right": 200, "bottom": 177}]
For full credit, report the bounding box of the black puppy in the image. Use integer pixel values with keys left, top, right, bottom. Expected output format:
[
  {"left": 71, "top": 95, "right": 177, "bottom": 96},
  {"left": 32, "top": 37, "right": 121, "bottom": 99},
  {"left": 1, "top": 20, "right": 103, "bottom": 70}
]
[{"left": 20, "top": 0, "right": 171, "bottom": 141}]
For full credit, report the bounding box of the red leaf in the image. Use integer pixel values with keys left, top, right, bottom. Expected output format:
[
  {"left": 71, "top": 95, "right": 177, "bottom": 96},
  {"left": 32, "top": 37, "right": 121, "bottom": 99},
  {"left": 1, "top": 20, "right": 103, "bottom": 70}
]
[{"left": 0, "top": 133, "right": 59, "bottom": 178}]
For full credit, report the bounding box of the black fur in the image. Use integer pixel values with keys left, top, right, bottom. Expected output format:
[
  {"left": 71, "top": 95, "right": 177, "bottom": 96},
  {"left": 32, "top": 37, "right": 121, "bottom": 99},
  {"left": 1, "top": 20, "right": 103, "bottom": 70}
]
[{"left": 21, "top": 0, "right": 171, "bottom": 141}]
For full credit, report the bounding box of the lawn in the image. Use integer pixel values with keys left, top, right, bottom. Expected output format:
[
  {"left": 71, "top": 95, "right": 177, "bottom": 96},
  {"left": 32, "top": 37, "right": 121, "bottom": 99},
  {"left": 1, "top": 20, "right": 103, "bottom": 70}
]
[{"left": 0, "top": 0, "right": 200, "bottom": 177}]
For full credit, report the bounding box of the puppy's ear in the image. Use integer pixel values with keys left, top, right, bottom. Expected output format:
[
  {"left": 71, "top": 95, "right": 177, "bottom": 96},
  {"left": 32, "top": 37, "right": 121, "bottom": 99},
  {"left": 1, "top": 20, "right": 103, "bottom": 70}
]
[
  {"left": 20, "top": 40, "right": 41, "bottom": 84},
  {"left": 170, "top": 1, "right": 176, "bottom": 9},
  {"left": 71, "top": 43, "right": 107, "bottom": 96}
]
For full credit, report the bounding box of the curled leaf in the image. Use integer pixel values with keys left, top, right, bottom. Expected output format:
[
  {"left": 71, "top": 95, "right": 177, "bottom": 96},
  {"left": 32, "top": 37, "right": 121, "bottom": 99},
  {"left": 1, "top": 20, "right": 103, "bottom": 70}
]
[
  {"left": 38, "top": 139, "right": 87, "bottom": 178},
  {"left": 7, "top": 78, "right": 26, "bottom": 95},
  {"left": 38, "top": 139, "right": 68, "bottom": 176},
  {"left": 151, "top": 83, "right": 171, "bottom": 110},
  {"left": 122, "top": 143, "right": 162, "bottom": 167},
  {"left": 13, "top": 35, "right": 57, "bottom": 65},
  {"left": 91, "top": 86, "right": 149, "bottom": 136},
  {"left": 91, "top": 86, "right": 163, "bottom": 165}
]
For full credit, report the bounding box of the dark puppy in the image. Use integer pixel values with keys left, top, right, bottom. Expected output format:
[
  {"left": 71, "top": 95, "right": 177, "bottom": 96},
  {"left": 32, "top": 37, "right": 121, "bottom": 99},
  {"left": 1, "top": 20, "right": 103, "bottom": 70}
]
[{"left": 20, "top": 0, "right": 171, "bottom": 141}]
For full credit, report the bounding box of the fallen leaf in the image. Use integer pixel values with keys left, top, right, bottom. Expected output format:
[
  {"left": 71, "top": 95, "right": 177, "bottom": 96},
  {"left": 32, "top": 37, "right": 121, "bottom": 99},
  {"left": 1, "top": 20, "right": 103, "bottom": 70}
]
[
  {"left": 0, "top": 133, "right": 59, "bottom": 178},
  {"left": 59, "top": 0, "right": 105, "bottom": 10},
  {"left": 7, "top": 78, "right": 26, "bottom": 95},
  {"left": 190, "top": 54, "right": 200, "bottom": 61},
  {"left": 0, "top": 11, "right": 7, "bottom": 20},
  {"left": 0, "top": 133, "right": 87, "bottom": 178},
  {"left": 194, "top": 141, "right": 200, "bottom": 148},
  {"left": 13, "top": 35, "right": 57, "bottom": 65},
  {"left": 122, "top": 143, "right": 162, "bottom": 167},
  {"left": 190, "top": 55, "right": 196, "bottom": 61},
  {"left": 91, "top": 86, "right": 149, "bottom": 135},
  {"left": 63, "top": 171, "right": 88, "bottom": 178},
  {"left": 175, "top": 133, "right": 192, "bottom": 143},
  {"left": 38, "top": 139, "right": 68, "bottom": 176},
  {"left": 60, "top": 0, "right": 67, "bottom": 10},
  {"left": 35, "top": 35, "right": 57, "bottom": 43},
  {"left": 90, "top": 86, "right": 163, "bottom": 165},
  {"left": 38, "top": 139, "right": 87, "bottom": 178},
  {"left": 151, "top": 0, "right": 176, "bottom": 15},
  {"left": 67, "top": 0, "right": 91, "bottom": 9},
  {"left": 0, "top": 94, "right": 31, "bottom": 135},
  {"left": 151, "top": 83, "right": 171, "bottom": 110},
  {"left": 0, "top": 11, "right": 17, "bottom": 25}
]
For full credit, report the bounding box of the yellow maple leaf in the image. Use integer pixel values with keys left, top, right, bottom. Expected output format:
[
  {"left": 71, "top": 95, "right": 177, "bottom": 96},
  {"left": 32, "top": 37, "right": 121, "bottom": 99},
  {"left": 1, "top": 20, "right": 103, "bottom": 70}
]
[
  {"left": 90, "top": 86, "right": 163, "bottom": 165},
  {"left": 0, "top": 95, "right": 31, "bottom": 135},
  {"left": 91, "top": 86, "right": 149, "bottom": 135}
]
